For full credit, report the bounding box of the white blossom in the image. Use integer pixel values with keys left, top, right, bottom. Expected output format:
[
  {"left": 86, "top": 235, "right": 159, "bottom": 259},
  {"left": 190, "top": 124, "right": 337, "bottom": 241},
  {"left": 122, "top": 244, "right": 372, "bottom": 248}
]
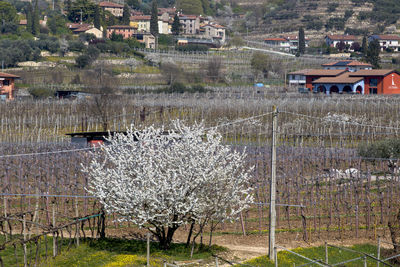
[{"left": 82, "top": 120, "right": 254, "bottom": 248}]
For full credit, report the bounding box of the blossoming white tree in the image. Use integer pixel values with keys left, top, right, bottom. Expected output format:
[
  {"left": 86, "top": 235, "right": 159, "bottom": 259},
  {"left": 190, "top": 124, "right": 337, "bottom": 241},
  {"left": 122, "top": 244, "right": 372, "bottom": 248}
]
[{"left": 83, "top": 121, "right": 253, "bottom": 249}]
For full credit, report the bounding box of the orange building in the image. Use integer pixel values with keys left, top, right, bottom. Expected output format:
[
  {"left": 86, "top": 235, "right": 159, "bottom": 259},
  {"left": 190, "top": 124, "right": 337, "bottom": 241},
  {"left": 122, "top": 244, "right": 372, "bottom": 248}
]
[
  {"left": 349, "top": 70, "right": 400, "bottom": 95},
  {"left": 308, "top": 69, "right": 400, "bottom": 95},
  {"left": 0, "top": 72, "right": 20, "bottom": 100},
  {"left": 106, "top": 25, "right": 137, "bottom": 39}
]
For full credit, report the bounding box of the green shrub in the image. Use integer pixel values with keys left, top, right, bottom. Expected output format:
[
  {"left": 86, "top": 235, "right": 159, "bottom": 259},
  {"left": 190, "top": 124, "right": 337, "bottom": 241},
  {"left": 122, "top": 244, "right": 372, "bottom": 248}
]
[
  {"left": 75, "top": 54, "right": 91, "bottom": 68},
  {"left": 358, "top": 139, "right": 400, "bottom": 159},
  {"left": 175, "top": 44, "right": 209, "bottom": 52},
  {"left": 28, "top": 87, "right": 54, "bottom": 98}
]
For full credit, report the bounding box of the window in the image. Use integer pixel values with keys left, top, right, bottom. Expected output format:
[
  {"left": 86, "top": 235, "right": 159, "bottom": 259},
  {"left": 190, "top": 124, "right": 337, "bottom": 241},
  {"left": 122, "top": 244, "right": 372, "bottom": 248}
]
[
  {"left": 370, "top": 88, "right": 377, "bottom": 94},
  {"left": 370, "top": 78, "right": 378, "bottom": 87},
  {"left": 3, "top": 80, "right": 9, "bottom": 86}
]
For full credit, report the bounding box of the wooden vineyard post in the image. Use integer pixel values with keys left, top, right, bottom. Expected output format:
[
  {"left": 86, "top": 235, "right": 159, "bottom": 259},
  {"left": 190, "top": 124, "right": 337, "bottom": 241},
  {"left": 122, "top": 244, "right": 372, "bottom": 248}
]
[
  {"left": 325, "top": 242, "right": 328, "bottom": 264},
  {"left": 75, "top": 197, "right": 79, "bottom": 247},
  {"left": 377, "top": 237, "right": 381, "bottom": 267},
  {"left": 23, "top": 215, "right": 27, "bottom": 267},
  {"left": 52, "top": 203, "right": 57, "bottom": 257},
  {"left": 3, "top": 197, "right": 7, "bottom": 242},
  {"left": 146, "top": 233, "right": 150, "bottom": 267},
  {"left": 269, "top": 106, "right": 278, "bottom": 260}
]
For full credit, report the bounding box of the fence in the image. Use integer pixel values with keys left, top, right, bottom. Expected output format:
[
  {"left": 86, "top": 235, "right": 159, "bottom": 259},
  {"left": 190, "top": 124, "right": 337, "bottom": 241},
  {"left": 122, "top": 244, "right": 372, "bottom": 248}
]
[{"left": 0, "top": 198, "right": 105, "bottom": 267}]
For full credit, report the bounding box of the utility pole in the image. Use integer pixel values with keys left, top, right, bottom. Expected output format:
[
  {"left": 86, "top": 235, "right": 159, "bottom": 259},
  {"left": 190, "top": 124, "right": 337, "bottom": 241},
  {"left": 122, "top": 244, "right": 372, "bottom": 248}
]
[
  {"left": 80, "top": 8, "right": 83, "bottom": 24},
  {"left": 269, "top": 106, "right": 278, "bottom": 260}
]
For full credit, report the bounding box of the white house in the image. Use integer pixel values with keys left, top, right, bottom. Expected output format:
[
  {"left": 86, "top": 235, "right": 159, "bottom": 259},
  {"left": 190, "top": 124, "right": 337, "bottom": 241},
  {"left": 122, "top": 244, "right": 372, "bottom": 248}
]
[
  {"left": 264, "top": 37, "right": 290, "bottom": 51},
  {"left": 325, "top": 35, "right": 358, "bottom": 49},
  {"left": 203, "top": 24, "right": 226, "bottom": 43},
  {"left": 368, "top": 35, "right": 400, "bottom": 52}
]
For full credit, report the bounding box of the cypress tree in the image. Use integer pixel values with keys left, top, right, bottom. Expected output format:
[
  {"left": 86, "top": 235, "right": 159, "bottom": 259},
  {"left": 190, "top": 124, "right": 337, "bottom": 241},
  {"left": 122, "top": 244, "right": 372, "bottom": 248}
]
[
  {"left": 366, "top": 39, "right": 381, "bottom": 69},
  {"left": 94, "top": 5, "right": 101, "bottom": 29},
  {"left": 32, "top": 0, "right": 40, "bottom": 35},
  {"left": 298, "top": 27, "right": 305, "bottom": 55},
  {"left": 122, "top": 4, "right": 130, "bottom": 25},
  {"left": 26, "top": 4, "right": 33, "bottom": 34},
  {"left": 362, "top": 34, "right": 368, "bottom": 57},
  {"left": 171, "top": 14, "right": 180, "bottom": 35},
  {"left": 150, "top": 1, "right": 158, "bottom": 36}
]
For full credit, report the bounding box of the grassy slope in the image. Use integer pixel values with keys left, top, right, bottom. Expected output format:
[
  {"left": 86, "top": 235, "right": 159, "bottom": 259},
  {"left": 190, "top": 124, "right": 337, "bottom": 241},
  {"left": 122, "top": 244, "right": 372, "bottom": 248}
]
[
  {"left": 243, "top": 244, "right": 398, "bottom": 267},
  {"left": 0, "top": 236, "right": 226, "bottom": 267}
]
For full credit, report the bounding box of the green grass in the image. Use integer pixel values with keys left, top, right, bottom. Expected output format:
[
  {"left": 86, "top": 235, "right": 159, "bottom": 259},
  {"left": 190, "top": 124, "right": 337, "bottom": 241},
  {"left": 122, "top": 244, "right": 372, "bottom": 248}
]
[
  {"left": 242, "top": 244, "right": 398, "bottom": 267},
  {"left": 0, "top": 236, "right": 226, "bottom": 267}
]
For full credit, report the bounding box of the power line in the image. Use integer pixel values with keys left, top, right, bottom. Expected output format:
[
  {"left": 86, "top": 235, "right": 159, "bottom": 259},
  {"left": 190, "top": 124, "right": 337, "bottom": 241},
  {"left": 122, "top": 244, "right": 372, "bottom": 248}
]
[
  {"left": 0, "top": 147, "right": 94, "bottom": 159},
  {"left": 0, "top": 193, "right": 95, "bottom": 198},
  {"left": 0, "top": 111, "right": 274, "bottom": 158}
]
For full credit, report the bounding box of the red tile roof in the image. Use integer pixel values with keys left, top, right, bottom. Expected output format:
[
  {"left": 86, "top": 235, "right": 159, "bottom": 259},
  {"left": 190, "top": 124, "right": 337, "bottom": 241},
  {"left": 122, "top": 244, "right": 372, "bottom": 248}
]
[
  {"left": 179, "top": 14, "right": 198, "bottom": 20},
  {"left": 0, "top": 72, "right": 20, "bottom": 78},
  {"left": 282, "top": 34, "right": 309, "bottom": 40},
  {"left": 130, "top": 15, "right": 151, "bottom": 20},
  {"left": 107, "top": 25, "right": 136, "bottom": 29},
  {"left": 73, "top": 26, "right": 93, "bottom": 32},
  {"left": 19, "top": 19, "right": 27, "bottom": 25},
  {"left": 326, "top": 35, "right": 357, "bottom": 41},
  {"left": 288, "top": 69, "right": 313, "bottom": 75},
  {"left": 322, "top": 60, "right": 372, "bottom": 67},
  {"left": 265, "top": 37, "right": 287, "bottom": 41},
  {"left": 349, "top": 69, "right": 399, "bottom": 76},
  {"left": 312, "top": 72, "right": 363, "bottom": 84},
  {"left": 67, "top": 23, "right": 90, "bottom": 29},
  {"left": 99, "top": 1, "right": 123, "bottom": 8},
  {"left": 304, "top": 69, "right": 347, "bottom": 76}
]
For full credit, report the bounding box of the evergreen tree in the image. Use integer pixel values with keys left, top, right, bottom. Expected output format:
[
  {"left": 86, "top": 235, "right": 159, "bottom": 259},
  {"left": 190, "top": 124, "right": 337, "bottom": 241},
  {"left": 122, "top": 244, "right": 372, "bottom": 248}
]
[
  {"left": 94, "top": 5, "right": 101, "bottom": 29},
  {"left": 26, "top": 4, "right": 33, "bottom": 34},
  {"left": 150, "top": 1, "right": 158, "bottom": 36},
  {"left": 127, "top": 0, "right": 140, "bottom": 10},
  {"left": 122, "top": 4, "right": 130, "bottom": 25},
  {"left": 32, "top": 0, "right": 40, "bottom": 35},
  {"left": 361, "top": 34, "right": 368, "bottom": 57},
  {"left": 171, "top": 14, "right": 180, "bottom": 35},
  {"left": 65, "top": 0, "right": 72, "bottom": 14},
  {"left": 298, "top": 27, "right": 305, "bottom": 55},
  {"left": 366, "top": 39, "right": 380, "bottom": 69}
]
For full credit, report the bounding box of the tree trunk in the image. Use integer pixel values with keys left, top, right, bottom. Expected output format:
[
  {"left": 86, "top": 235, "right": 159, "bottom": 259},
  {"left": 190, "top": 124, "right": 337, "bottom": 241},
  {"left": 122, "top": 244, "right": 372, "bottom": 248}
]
[
  {"left": 186, "top": 221, "right": 195, "bottom": 248},
  {"left": 154, "top": 226, "right": 179, "bottom": 250}
]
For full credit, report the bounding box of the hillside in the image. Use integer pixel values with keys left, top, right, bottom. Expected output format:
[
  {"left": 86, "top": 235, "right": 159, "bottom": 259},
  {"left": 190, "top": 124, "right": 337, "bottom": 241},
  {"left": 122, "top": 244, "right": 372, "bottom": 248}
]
[{"left": 229, "top": 0, "right": 400, "bottom": 39}]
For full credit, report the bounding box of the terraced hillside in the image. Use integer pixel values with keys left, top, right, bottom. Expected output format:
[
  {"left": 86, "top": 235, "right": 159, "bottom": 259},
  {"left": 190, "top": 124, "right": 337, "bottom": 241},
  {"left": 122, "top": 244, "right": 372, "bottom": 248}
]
[{"left": 231, "top": 0, "right": 400, "bottom": 39}]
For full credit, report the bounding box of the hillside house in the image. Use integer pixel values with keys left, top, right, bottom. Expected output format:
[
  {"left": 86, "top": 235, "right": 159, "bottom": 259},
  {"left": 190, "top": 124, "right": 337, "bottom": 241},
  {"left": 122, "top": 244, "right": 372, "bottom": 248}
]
[
  {"left": 99, "top": 1, "right": 124, "bottom": 17},
  {"left": 290, "top": 69, "right": 346, "bottom": 91},
  {"left": 72, "top": 25, "right": 103, "bottom": 38},
  {"left": 322, "top": 60, "right": 372, "bottom": 72},
  {"left": 179, "top": 14, "right": 200, "bottom": 35},
  {"left": 264, "top": 38, "right": 290, "bottom": 51},
  {"left": 0, "top": 72, "right": 20, "bottom": 100},
  {"left": 282, "top": 34, "right": 309, "bottom": 52},
  {"left": 130, "top": 15, "right": 151, "bottom": 32},
  {"left": 106, "top": 25, "right": 136, "bottom": 39},
  {"left": 290, "top": 68, "right": 400, "bottom": 95},
  {"left": 158, "top": 19, "right": 170, "bottom": 34},
  {"left": 325, "top": 35, "right": 357, "bottom": 50},
  {"left": 368, "top": 35, "right": 400, "bottom": 52},
  {"left": 287, "top": 69, "right": 311, "bottom": 87},
  {"left": 203, "top": 24, "right": 226, "bottom": 43}
]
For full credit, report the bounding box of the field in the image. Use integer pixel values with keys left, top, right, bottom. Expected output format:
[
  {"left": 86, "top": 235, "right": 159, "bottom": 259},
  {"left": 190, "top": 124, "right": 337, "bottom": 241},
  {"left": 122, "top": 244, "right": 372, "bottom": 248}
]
[{"left": 2, "top": 74, "right": 400, "bottom": 265}]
